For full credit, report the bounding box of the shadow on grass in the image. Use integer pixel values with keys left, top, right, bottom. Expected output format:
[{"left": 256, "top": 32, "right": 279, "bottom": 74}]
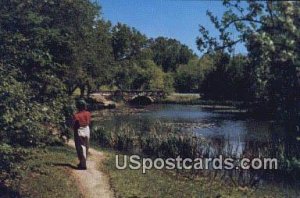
[
  {"left": 52, "top": 163, "right": 78, "bottom": 169},
  {"left": 0, "top": 186, "right": 21, "bottom": 198}
]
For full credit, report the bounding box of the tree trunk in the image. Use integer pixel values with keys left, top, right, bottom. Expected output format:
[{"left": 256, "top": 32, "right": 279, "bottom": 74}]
[
  {"left": 79, "top": 85, "right": 85, "bottom": 98},
  {"left": 87, "top": 83, "right": 92, "bottom": 97}
]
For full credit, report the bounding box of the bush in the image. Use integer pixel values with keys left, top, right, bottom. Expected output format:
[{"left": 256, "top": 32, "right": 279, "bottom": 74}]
[
  {"left": 0, "top": 72, "right": 71, "bottom": 147},
  {"left": 0, "top": 143, "right": 30, "bottom": 190}
]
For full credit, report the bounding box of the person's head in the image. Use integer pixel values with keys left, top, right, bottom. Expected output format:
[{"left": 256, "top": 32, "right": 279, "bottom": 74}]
[{"left": 76, "top": 99, "right": 87, "bottom": 111}]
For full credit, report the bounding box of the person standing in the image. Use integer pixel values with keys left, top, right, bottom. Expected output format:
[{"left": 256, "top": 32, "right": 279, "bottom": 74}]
[{"left": 73, "top": 100, "right": 91, "bottom": 170}]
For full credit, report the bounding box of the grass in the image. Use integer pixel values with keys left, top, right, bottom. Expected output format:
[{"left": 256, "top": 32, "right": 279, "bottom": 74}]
[
  {"left": 160, "top": 93, "right": 245, "bottom": 108},
  {"left": 100, "top": 151, "right": 298, "bottom": 198},
  {"left": 1, "top": 146, "right": 83, "bottom": 198},
  {"left": 2, "top": 142, "right": 298, "bottom": 197},
  {"left": 163, "top": 93, "right": 201, "bottom": 103}
]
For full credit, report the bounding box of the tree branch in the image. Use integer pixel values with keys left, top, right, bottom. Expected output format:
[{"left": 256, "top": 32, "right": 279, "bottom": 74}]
[
  {"left": 213, "top": 38, "right": 243, "bottom": 52},
  {"left": 223, "top": 18, "right": 264, "bottom": 30},
  {"left": 266, "top": 1, "right": 275, "bottom": 27}
]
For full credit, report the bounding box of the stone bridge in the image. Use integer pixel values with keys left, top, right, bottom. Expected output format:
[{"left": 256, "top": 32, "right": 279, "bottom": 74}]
[{"left": 95, "top": 90, "right": 165, "bottom": 104}]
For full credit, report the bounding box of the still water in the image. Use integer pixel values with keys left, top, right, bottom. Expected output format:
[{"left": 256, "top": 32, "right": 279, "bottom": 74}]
[
  {"left": 92, "top": 104, "right": 273, "bottom": 146},
  {"left": 92, "top": 104, "right": 299, "bottom": 187}
]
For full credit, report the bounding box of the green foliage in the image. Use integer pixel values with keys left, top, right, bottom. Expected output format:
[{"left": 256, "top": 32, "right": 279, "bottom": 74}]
[
  {"left": 200, "top": 53, "right": 250, "bottom": 100},
  {"left": 197, "top": 1, "right": 300, "bottom": 133},
  {"left": 0, "top": 0, "right": 79, "bottom": 100},
  {"left": 0, "top": 0, "right": 98, "bottom": 147},
  {"left": 245, "top": 2, "right": 300, "bottom": 125},
  {"left": 110, "top": 24, "right": 177, "bottom": 93},
  {"left": 0, "top": 144, "right": 29, "bottom": 182},
  {"left": 196, "top": 2, "right": 300, "bottom": 183},
  {"left": 150, "top": 37, "right": 195, "bottom": 72},
  {"left": 114, "top": 58, "right": 174, "bottom": 93},
  {"left": 112, "top": 23, "right": 148, "bottom": 61},
  {"left": 50, "top": 0, "right": 115, "bottom": 96},
  {"left": 174, "top": 58, "right": 204, "bottom": 93},
  {"left": 0, "top": 71, "right": 70, "bottom": 147},
  {"left": 173, "top": 53, "right": 217, "bottom": 93},
  {"left": 162, "top": 72, "right": 175, "bottom": 94},
  {"left": 105, "top": 23, "right": 198, "bottom": 93},
  {"left": 135, "top": 60, "right": 174, "bottom": 92}
]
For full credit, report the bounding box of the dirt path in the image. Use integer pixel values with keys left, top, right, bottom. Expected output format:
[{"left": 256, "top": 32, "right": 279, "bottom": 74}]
[{"left": 67, "top": 140, "right": 114, "bottom": 198}]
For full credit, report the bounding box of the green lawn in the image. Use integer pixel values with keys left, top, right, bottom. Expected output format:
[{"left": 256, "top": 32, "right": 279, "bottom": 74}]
[{"left": 1, "top": 146, "right": 83, "bottom": 198}]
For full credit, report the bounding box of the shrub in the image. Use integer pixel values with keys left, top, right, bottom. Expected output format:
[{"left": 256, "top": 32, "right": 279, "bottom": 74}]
[
  {"left": 0, "top": 72, "right": 71, "bottom": 147},
  {"left": 0, "top": 143, "right": 30, "bottom": 189}
]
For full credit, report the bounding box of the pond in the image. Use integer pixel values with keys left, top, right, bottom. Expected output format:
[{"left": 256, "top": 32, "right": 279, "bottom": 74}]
[
  {"left": 92, "top": 104, "right": 275, "bottom": 155},
  {"left": 91, "top": 104, "right": 300, "bottom": 187}
]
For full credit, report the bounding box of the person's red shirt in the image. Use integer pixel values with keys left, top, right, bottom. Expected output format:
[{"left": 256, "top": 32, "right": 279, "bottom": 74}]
[{"left": 73, "top": 110, "right": 91, "bottom": 130}]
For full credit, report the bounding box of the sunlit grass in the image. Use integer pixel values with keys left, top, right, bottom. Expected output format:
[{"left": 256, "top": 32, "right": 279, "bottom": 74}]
[{"left": 164, "top": 93, "right": 201, "bottom": 103}]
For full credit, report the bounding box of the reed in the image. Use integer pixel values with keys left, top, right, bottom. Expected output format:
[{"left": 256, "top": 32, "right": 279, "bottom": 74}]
[{"left": 91, "top": 123, "right": 300, "bottom": 187}]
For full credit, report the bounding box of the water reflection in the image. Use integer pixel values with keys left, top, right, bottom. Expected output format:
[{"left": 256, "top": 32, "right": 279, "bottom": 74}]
[
  {"left": 91, "top": 104, "right": 300, "bottom": 187},
  {"left": 93, "top": 104, "right": 272, "bottom": 145}
]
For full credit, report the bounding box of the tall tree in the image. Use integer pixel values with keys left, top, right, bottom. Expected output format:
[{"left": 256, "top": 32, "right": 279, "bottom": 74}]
[
  {"left": 111, "top": 23, "right": 152, "bottom": 90},
  {"left": 0, "top": 0, "right": 103, "bottom": 146},
  {"left": 111, "top": 23, "right": 148, "bottom": 61},
  {"left": 174, "top": 58, "right": 204, "bottom": 93},
  {"left": 200, "top": 52, "right": 231, "bottom": 99},
  {"left": 200, "top": 53, "right": 248, "bottom": 100},
  {"left": 150, "top": 37, "right": 195, "bottom": 72},
  {"left": 197, "top": 1, "right": 300, "bottom": 135}
]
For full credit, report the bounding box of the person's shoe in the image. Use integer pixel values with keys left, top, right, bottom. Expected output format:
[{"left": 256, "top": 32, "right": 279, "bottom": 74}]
[{"left": 77, "top": 164, "right": 87, "bottom": 170}]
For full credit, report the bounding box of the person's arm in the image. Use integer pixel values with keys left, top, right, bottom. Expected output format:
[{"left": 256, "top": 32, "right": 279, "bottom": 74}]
[{"left": 72, "top": 114, "right": 79, "bottom": 131}]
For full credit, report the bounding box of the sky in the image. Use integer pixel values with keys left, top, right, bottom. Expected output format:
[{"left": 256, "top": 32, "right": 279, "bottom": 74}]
[{"left": 96, "top": 0, "right": 246, "bottom": 56}]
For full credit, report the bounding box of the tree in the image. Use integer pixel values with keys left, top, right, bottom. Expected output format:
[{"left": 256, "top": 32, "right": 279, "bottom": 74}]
[
  {"left": 200, "top": 53, "right": 248, "bottom": 100},
  {"left": 113, "top": 59, "right": 173, "bottom": 93},
  {"left": 0, "top": 0, "right": 72, "bottom": 102},
  {"left": 200, "top": 53, "right": 231, "bottom": 99},
  {"left": 197, "top": 1, "right": 300, "bottom": 136},
  {"left": 111, "top": 23, "right": 153, "bottom": 90},
  {"left": 111, "top": 23, "right": 148, "bottom": 61},
  {"left": 137, "top": 60, "right": 174, "bottom": 92},
  {"left": 76, "top": 19, "right": 115, "bottom": 96},
  {"left": 92, "top": 20, "right": 115, "bottom": 89},
  {"left": 174, "top": 58, "right": 203, "bottom": 93},
  {"left": 56, "top": 1, "right": 112, "bottom": 97},
  {"left": 0, "top": 0, "right": 104, "bottom": 146},
  {"left": 150, "top": 37, "right": 195, "bottom": 72}
]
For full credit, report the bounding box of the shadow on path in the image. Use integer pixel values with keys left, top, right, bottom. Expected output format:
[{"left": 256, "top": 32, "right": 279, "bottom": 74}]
[{"left": 52, "top": 163, "right": 78, "bottom": 169}]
